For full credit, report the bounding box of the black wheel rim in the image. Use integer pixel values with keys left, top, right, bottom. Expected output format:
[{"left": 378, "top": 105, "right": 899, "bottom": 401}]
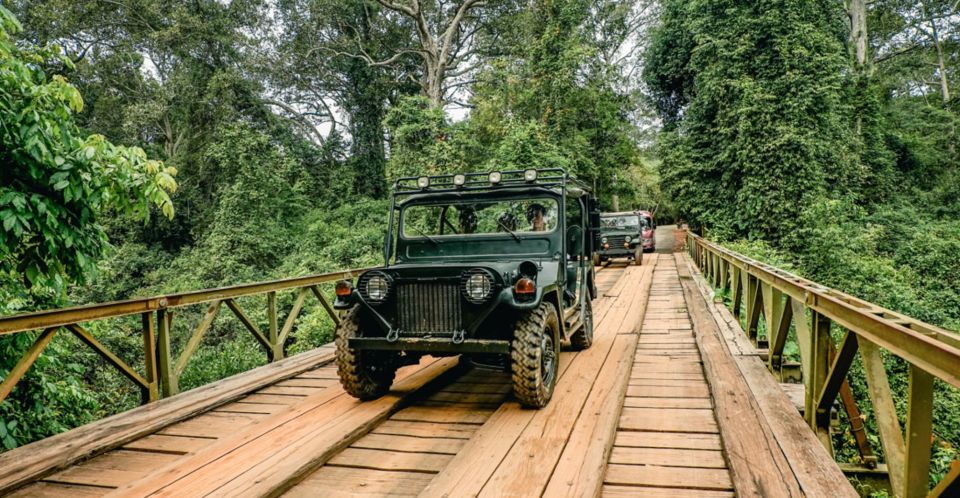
[{"left": 541, "top": 332, "right": 557, "bottom": 387}]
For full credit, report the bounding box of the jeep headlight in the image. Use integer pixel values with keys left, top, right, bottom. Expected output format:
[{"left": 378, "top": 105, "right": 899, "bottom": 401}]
[
  {"left": 361, "top": 271, "right": 391, "bottom": 303},
  {"left": 625, "top": 236, "right": 632, "bottom": 243},
  {"left": 601, "top": 237, "right": 608, "bottom": 244},
  {"left": 461, "top": 269, "right": 495, "bottom": 304}
]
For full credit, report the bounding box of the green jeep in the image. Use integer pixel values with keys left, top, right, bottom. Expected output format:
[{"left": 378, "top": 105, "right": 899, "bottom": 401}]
[
  {"left": 332, "top": 169, "right": 600, "bottom": 408},
  {"left": 593, "top": 211, "right": 644, "bottom": 266}
]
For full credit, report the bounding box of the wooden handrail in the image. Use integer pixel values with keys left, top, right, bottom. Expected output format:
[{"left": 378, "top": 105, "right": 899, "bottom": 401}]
[
  {"left": 687, "top": 232, "right": 959, "bottom": 497},
  {"left": 0, "top": 267, "right": 372, "bottom": 407},
  {"left": 0, "top": 268, "right": 369, "bottom": 335}
]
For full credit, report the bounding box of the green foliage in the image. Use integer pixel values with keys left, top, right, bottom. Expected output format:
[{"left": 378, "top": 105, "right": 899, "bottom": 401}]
[
  {"left": 0, "top": 6, "right": 176, "bottom": 292},
  {"left": 646, "top": 0, "right": 858, "bottom": 240}
]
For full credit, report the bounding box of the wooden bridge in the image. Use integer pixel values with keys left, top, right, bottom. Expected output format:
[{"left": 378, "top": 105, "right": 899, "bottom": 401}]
[{"left": 1, "top": 227, "right": 958, "bottom": 497}]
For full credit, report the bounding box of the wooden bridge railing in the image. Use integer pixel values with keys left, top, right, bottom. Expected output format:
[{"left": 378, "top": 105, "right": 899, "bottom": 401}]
[
  {"left": 688, "top": 232, "right": 960, "bottom": 498},
  {"left": 0, "top": 268, "right": 367, "bottom": 407}
]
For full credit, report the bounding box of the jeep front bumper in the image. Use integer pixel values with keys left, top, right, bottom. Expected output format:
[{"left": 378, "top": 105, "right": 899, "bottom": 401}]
[{"left": 349, "top": 337, "right": 511, "bottom": 354}]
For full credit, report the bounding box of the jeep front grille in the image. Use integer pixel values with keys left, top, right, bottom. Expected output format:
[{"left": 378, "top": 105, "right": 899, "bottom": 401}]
[
  {"left": 396, "top": 282, "right": 462, "bottom": 334},
  {"left": 607, "top": 235, "right": 627, "bottom": 247}
]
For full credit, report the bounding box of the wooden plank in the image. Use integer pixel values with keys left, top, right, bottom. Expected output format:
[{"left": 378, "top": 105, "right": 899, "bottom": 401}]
[
  {"left": 390, "top": 405, "right": 493, "bottom": 425},
  {"left": 239, "top": 393, "right": 304, "bottom": 405},
  {"left": 214, "top": 401, "right": 289, "bottom": 415},
  {"left": 675, "top": 254, "right": 802, "bottom": 497},
  {"left": 372, "top": 420, "right": 478, "bottom": 440},
  {"left": 7, "top": 481, "right": 111, "bottom": 497},
  {"left": 257, "top": 385, "right": 320, "bottom": 396},
  {"left": 123, "top": 434, "right": 214, "bottom": 454},
  {"left": 421, "top": 267, "right": 642, "bottom": 498},
  {"left": 604, "top": 464, "right": 733, "bottom": 490},
  {"left": 630, "top": 372, "right": 705, "bottom": 381},
  {"left": 628, "top": 378, "right": 708, "bottom": 387},
  {"left": 618, "top": 407, "right": 718, "bottom": 433},
  {"left": 437, "top": 382, "right": 512, "bottom": 394},
  {"left": 679, "top": 253, "right": 858, "bottom": 497},
  {"left": 614, "top": 431, "right": 722, "bottom": 451},
  {"left": 602, "top": 484, "right": 734, "bottom": 498},
  {"left": 108, "top": 357, "right": 456, "bottom": 497},
  {"left": 351, "top": 433, "right": 466, "bottom": 455},
  {"left": 327, "top": 447, "right": 450, "bottom": 473},
  {"left": 622, "top": 397, "right": 713, "bottom": 409},
  {"left": 294, "top": 368, "right": 339, "bottom": 380},
  {"left": 478, "top": 269, "right": 649, "bottom": 497},
  {"left": 0, "top": 346, "right": 336, "bottom": 494},
  {"left": 626, "top": 384, "right": 710, "bottom": 398},
  {"left": 541, "top": 334, "right": 642, "bottom": 498},
  {"left": 545, "top": 263, "right": 658, "bottom": 498},
  {"left": 157, "top": 413, "right": 262, "bottom": 438},
  {"left": 285, "top": 466, "right": 433, "bottom": 497},
  {"left": 274, "top": 378, "right": 338, "bottom": 389},
  {"left": 44, "top": 450, "right": 180, "bottom": 488},
  {"left": 609, "top": 447, "right": 726, "bottom": 468},
  {"left": 427, "top": 391, "right": 506, "bottom": 404}
]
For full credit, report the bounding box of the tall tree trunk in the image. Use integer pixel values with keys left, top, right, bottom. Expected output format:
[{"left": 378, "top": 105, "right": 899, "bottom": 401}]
[
  {"left": 848, "top": 0, "right": 870, "bottom": 74},
  {"left": 926, "top": 9, "right": 951, "bottom": 104},
  {"left": 347, "top": 4, "right": 389, "bottom": 198}
]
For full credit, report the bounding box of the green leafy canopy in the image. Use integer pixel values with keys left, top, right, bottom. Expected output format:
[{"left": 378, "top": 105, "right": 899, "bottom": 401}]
[{"left": 0, "top": 6, "right": 176, "bottom": 291}]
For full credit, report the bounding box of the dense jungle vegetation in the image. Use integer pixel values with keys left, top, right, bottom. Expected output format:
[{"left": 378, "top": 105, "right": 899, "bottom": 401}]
[{"left": 0, "top": 0, "right": 958, "bottom": 491}]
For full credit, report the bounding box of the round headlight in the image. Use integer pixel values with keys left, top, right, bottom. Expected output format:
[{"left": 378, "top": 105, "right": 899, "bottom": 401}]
[
  {"left": 625, "top": 236, "right": 632, "bottom": 243},
  {"left": 524, "top": 169, "right": 537, "bottom": 182},
  {"left": 417, "top": 176, "right": 430, "bottom": 189},
  {"left": 453, "top": 174, "right": 466, "bottom": 186},
  {"left": 488, "top": 171, "right": 502, "bottom": 184},
  {"left": 601, "top": 237, "right": 608, "bottom": 243},
  {"left": 362, "top": 272, "right": 391, "bottom": 303},
  {"left": 461, "top": 269, "right": 495, "bottom": 304}
]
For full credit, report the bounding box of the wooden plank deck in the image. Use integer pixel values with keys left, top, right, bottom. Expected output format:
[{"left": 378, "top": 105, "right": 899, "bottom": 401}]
[
  {"left": 602, "top": 256, "right": 734, "bottom": 497},
  {"left": 0, "top": 247, "right": 859, "bottom": 498}
]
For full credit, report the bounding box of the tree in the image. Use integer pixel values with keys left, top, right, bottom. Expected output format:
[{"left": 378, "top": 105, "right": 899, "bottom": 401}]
[
  {"left": 336, "top": 0, "right": 512, "bottom": 107},
  {"left": 272, "top": 0, "right": 421, "bottom": 198},
  {"left": 0, "top": 6, "right": 176, "bottom": 291}
]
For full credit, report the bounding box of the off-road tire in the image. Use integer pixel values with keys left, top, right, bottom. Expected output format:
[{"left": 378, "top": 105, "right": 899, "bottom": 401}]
[
  {"left": 634, "top": 246, "right": 643, "bottom": 266},
  {"left": 570, "top": 298, "right": 594, "bottom": 350},
  {"left": 510, "top": 301, "right": 560, "bottom": 408},
  {"left": 335, "top": 308, "right": 398, "bottom": 400}
]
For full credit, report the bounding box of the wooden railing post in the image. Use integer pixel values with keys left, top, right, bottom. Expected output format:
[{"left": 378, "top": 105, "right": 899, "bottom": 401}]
[
  {"left": 267, "top": 291, "right": 282, "bottom": 362},
  {"left": 903, "top": 365, "right": 934, "bottom": 498},
  {"left": 745, "top": 275, "right": 762, "bottom": 343},
  {"left": 142, "top": 312, "right": 159, "bottom": 403},
  {"left": 808, "top": 311, "right": 833, "bottom": 454},
  {"left": 157, "top": 308, "right": 177, "bottom": 397}
]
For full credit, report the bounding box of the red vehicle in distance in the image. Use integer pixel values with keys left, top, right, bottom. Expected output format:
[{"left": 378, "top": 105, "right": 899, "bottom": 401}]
[{"left": 638, "top": 210, "right": 656, "bottom": 252}]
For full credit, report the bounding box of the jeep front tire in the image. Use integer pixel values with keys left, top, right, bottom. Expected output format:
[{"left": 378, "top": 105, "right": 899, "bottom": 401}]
[
  {"left": 570, "top": 298, "right": 594, "bottom": 350},
  {"left": 634, "top": 246, "right": 643, "bottom": 266},
  {"left": 335, "top": 307, "right": 399, "bottom": 400},
  {"left": 510, "top": 301, "right": 561, "bottom": 408}
]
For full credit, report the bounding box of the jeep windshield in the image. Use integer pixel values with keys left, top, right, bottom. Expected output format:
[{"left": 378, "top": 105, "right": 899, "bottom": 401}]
[
  {"left": 601, "top": 214, "right": 641, "bottom": 231},
  {"left": 402, "top": 198, "right": 559, "bottom": 238}
]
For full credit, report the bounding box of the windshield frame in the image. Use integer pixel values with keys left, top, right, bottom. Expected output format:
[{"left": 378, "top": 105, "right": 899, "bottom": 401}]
[
  {"left": 398, "top": 194, "right": 561, "bottom": 241},
  {"left": 600, "top": 214, "right": 642, "bottom": 231}
]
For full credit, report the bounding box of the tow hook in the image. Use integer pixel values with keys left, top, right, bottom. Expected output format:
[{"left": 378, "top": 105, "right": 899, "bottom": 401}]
[
  {"left": 386, "top": 328, "right": 399, "bottom": 342},
  {"left": 452, "top": 329, "right": 466, "bottom": 344}
]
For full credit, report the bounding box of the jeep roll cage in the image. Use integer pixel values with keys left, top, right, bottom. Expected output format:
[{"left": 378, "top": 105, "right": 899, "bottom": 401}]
[{"left": 384, "top": 169, "right": 599, "bottom": 265}]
